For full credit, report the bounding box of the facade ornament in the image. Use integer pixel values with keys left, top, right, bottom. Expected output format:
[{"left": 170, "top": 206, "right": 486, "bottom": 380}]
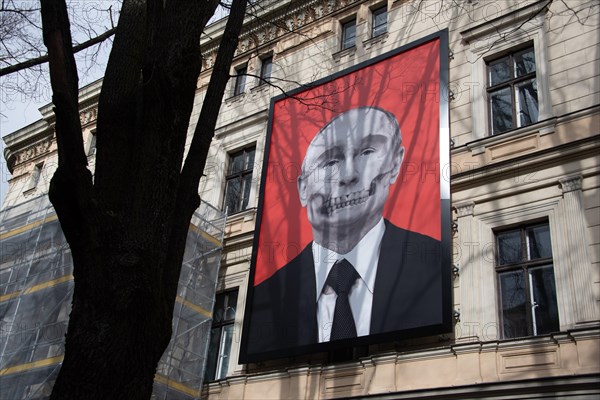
[
  {"left": 202, "top": 0, "right": 359, "bottom": 69},
  {"left": 79, "top": 107, "right": 98, "bottom": 126},
  {"left": 558, "top": 175, "right": 582, "bottom": 193},
  {"left": 455, "top": 201, "right": 475, "bottom": 218},
  {"left": 14, "top": 139, "right": 53, "bottom": 165}
]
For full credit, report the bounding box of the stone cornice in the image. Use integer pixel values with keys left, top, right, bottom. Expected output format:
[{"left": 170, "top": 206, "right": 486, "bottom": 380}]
[
  {"left": 201, "top": 0, "right": 360, "bottom": 70},
  {"left": 459, "top": 0, "right": 549, "bottom": 44}
]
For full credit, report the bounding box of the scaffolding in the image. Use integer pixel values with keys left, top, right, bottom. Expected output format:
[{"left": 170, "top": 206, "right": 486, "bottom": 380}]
[{"left": 0, "top": 195, "right": 226, "bottom": 399}]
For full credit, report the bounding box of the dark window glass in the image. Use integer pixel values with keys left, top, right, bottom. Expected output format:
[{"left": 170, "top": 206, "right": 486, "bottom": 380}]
[
  {"left": 233, "top": 66, "right": 247, "bottom": 96},
  {"left": 496, "top": 229, "right": 521, "bottom": 265},
  {"left": 526, "top": 224, "right": 552, "bottom": 260},
  {"left": 204, "top": 290, "right": 238, "bottom": 382},
  {"left": 487, "top": 46, "right": 538, "bottom": 135},
  {"left": 224, "top": 147, "right": 255, "bottom": 214},
  {"left": 490, "top": 87, "right": 514, "bottom": 134},
  {"left": 529, "top": 265, "right": 559, "bottom": 335},
  {"left": 372, "top": 7, "right": 387, "bottom": 37},
  {"left": 259, "top": 56, "right": 273, "bottom": 83},
  {"left": 496, "top": 222, "right": 558, "bottom": 339},
  {"left": 516, "top": 79, "right": 539, "bottom": 126},
  {"left": 342, "top": 19, "right": 356, "bottom": 50},
  {"left": 499, "top": 270, "right": 529, "bottom": 338}
]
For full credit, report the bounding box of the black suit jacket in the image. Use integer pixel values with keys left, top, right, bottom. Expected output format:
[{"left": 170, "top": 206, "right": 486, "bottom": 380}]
[{"left": 246, "top": 219, "right": 442, "bottom": 355}]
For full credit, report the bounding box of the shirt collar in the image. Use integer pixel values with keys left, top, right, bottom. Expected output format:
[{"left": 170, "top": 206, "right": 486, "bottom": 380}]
[{"left": 313, "top": 218, "right": 385, "bottom": 302}]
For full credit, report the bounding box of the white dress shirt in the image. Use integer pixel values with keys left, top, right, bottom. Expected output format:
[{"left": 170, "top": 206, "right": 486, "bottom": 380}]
[{"left": 312, "top": 218, "right": 385, "bottom": 342}]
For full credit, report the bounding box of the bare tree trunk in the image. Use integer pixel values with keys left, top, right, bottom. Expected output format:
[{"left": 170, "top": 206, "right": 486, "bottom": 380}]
[{"left": 40, "top": 0, "right": 247, "bottom": 398}]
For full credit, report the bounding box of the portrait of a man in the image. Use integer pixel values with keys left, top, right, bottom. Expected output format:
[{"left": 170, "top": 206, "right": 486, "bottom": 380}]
[
  {"left": 240, "top": 34, "right": 450, "bottom": 362},
  {"left": 246, "top": 107, "right": 441, "bottom": 353}
]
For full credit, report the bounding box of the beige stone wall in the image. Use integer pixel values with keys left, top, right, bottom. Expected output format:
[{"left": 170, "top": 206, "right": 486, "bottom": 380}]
[{"left": 204, "top": 329, "right": 600, "bottom": 399}]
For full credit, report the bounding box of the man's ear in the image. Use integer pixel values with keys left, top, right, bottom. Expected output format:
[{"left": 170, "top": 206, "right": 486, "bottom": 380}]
[
  {"left": 388, "top": 146, "right": 404, "bottom": 185},
  {"left": 298, "top": 175, "right": 308, "bottom": 207}
]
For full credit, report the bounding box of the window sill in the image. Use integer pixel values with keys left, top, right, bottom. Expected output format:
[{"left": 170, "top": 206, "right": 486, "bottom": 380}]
[
  {"left": 332, "top": 46, "right": 356, "bottom": 62},
  {"left": 250, "top": 84, "right": 271, "bottom": 95},
  {"left": 363, "top": 32, "right": 389, "bottom": 50},
  {"left": 225, "top": 92, "right": 246, "bottom": 105},
  {"left": 461, "top": 117, "right": 556, "bottom": 156},
  {"left": 224, "top": 208, "right": 257, "bottom": 240}
]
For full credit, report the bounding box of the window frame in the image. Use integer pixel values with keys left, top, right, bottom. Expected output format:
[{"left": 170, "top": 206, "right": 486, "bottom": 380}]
[
  {"left": 486, "top": 45, "right": 538, "bottom": 135},
  {"left": 204, "top": 289, "right": 239, "bottom": 382},
  {"left": 341, "top": 18, "right": 357, "bottom": 50},
  {"left": 371, "top": 6, "right": 387, "bottom": 38},
  {"left": 223, "top": 146, "right": 255, "bottom": 215},
  {"left": 494, "top": 221, "right": 559, "bottom": 339},
  {"left": 233, "top": 65, "right": 247, "bottom": 96}
]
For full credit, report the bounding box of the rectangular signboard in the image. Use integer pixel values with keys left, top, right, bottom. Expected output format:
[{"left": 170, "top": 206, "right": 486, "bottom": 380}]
[{"left": 240, "top": 30, "right": 452, "bottom": 363}]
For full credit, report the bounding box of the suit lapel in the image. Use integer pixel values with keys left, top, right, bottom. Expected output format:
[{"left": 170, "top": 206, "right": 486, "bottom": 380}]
[
  {"left": 292, "top": 243, "right": 318, "bottom": 345},
  {"left": 371, "top": 220, "right": 406, "bottom": 333}
]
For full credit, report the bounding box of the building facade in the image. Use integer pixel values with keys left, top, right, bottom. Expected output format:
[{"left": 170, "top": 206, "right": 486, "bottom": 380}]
[{"left": 2, "top": 0, "right": 599, "bottom": 398}]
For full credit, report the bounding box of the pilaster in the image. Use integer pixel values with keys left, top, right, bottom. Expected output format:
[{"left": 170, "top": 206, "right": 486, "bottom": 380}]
[
  {"left": 558, "top": 175, "right": 599, "bottom": 324},
  {"left": 454, "top": 201, "right": 480, "bottom": 341}
]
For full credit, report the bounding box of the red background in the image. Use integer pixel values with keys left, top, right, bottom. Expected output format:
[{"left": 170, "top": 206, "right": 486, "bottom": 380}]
[{"left": 254, "top": 38, "right": 441, "bottom": 286}]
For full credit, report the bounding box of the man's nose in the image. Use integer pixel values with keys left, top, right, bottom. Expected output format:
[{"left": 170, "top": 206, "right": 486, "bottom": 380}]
[{"left": 339, "top": 157, "right": 359, "bottom": 186}]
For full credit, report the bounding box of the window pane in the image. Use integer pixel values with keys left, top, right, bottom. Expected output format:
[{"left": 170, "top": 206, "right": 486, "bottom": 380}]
[
  {"left": 499, "top": 270, "right": 529, "bottom": 338},
  {"left": 516, "top": 79, "right": 538, "bottom": 127},
  {"left": 204, "top": 327, "right": 222, "bottom": 381},
  {"left": 497, "top": 229, "right": 521, "bottom": 265},
  {"left": 372, "top": 8, "right": 387, "bottom": 36},
  {"left": 224, "top": 291, "right": 238, "bottom": 321},
  {"left": 514, "top": 47, "right": 536, "bottom": 76},
  {"left": 229, "top": 152, "right": 245, "bottom": 174},
  {"left": 260, "top": 57, "right": 272, "bottom": 82},
  {"left": 224, "top": 178, "right": 242, "bottom": 214},
  {"left": 244, "top": 148, "right": 256, "bottom": 170},
  {"left": 234, "top": 67, "right": 246, "bottom": 95},
  {"left": 489, "top": 57, "right": 512, "bottom": 86},
  {"left": 213, "top": 293, "right": 226, "bottom": 323},
  {"left": 490, "top": 87, "right": 514, "bottom": 134},
  {"left": 241, "top": 173, "right": 252, "bottom": 211},
  {"left": 529, "top": 265, "right": 559, "bottom": 335},
  {"left": 526, "top": 224, "right": 552, "bottom": 260},
  {"left": 342, "top": 20, "right": 356, "bottom": 49},
  {"left": 215, "top": 324, "right": 234, "bottom": 380}
]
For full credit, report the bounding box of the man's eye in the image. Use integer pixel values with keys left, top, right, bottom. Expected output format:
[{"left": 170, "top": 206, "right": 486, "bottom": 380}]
[
  {"left": 360, "top": 147, "right": 375, "bottom": 157},
  {"left": 323, "top": 159, "right": 340, "bottom": 168}
]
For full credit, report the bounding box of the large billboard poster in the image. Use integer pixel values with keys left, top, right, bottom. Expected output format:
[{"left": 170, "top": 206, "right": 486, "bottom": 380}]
[{"left": 240, "top": 31, "right": 451, "bottom": 363}]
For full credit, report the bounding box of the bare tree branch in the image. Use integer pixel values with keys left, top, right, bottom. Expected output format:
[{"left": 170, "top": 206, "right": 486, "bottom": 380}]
[{"left": 0, "top": 26, "right": 116, "bottom": 77}]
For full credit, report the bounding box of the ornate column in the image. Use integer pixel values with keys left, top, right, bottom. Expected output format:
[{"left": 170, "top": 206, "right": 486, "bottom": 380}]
[
  {"left": 454, "top": 201, "right": 480, "bottom": 341},
  {"left": 558, "top": 175, "right": 599, "bottom": 324}
]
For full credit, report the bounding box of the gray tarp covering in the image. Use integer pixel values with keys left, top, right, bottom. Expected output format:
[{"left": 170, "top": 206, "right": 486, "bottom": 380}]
[{"left": 0, "top": 195, "right": 225, "bottom": 399}]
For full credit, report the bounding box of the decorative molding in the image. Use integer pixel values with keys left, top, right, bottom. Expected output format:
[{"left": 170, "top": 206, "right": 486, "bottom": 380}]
[
  {"left": 201, "top": 0, "right": 360, "bottom": 69},
  {"left": 455, "top": 201, "right": 475, "bottom": 217},
  {"left": 558, "top": 175, "right": 582, "bottom": 194},
  {"left": 79, "top": 106, "right": 98, "bottom": 126},
  {"left": 14, "top": 139, "right": 53, "bottom": 165}
]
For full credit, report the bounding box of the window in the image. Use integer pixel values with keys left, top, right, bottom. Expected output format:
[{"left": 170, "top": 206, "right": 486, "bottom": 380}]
[
  {"left": 25, "top": 162, "right": 44, "bottom": 191},
  {"left": 223, "top": 147, "right": 255, "bottom": 214},
  {"left": 372, "top": 6, "right": 387, "bottom": 37},
  {"left": 88, "top": 131, "right": 97, "bottom": 156},
  {"left": 487, "top": 46, "right": 538, "bottom": 135},
  {"left": 233, "top": 65, "right": 247, "bottom": 96},
  {"left": 259, "top": 56, "right": 273, "bottom": 84},
  {"left": 205, "top": 290, "right": 238, "bottom": 382},
  {"left": 496, "top": 222, "right": 559, "bottom": 339},
  {"left": 341, "top": 19, "right": 357, "bottom": 50}
]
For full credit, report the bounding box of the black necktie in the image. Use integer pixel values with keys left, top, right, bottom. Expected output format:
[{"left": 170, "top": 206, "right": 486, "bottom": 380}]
[{"left": 326, "top": 258, "right": 360, "bottom": 340}]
